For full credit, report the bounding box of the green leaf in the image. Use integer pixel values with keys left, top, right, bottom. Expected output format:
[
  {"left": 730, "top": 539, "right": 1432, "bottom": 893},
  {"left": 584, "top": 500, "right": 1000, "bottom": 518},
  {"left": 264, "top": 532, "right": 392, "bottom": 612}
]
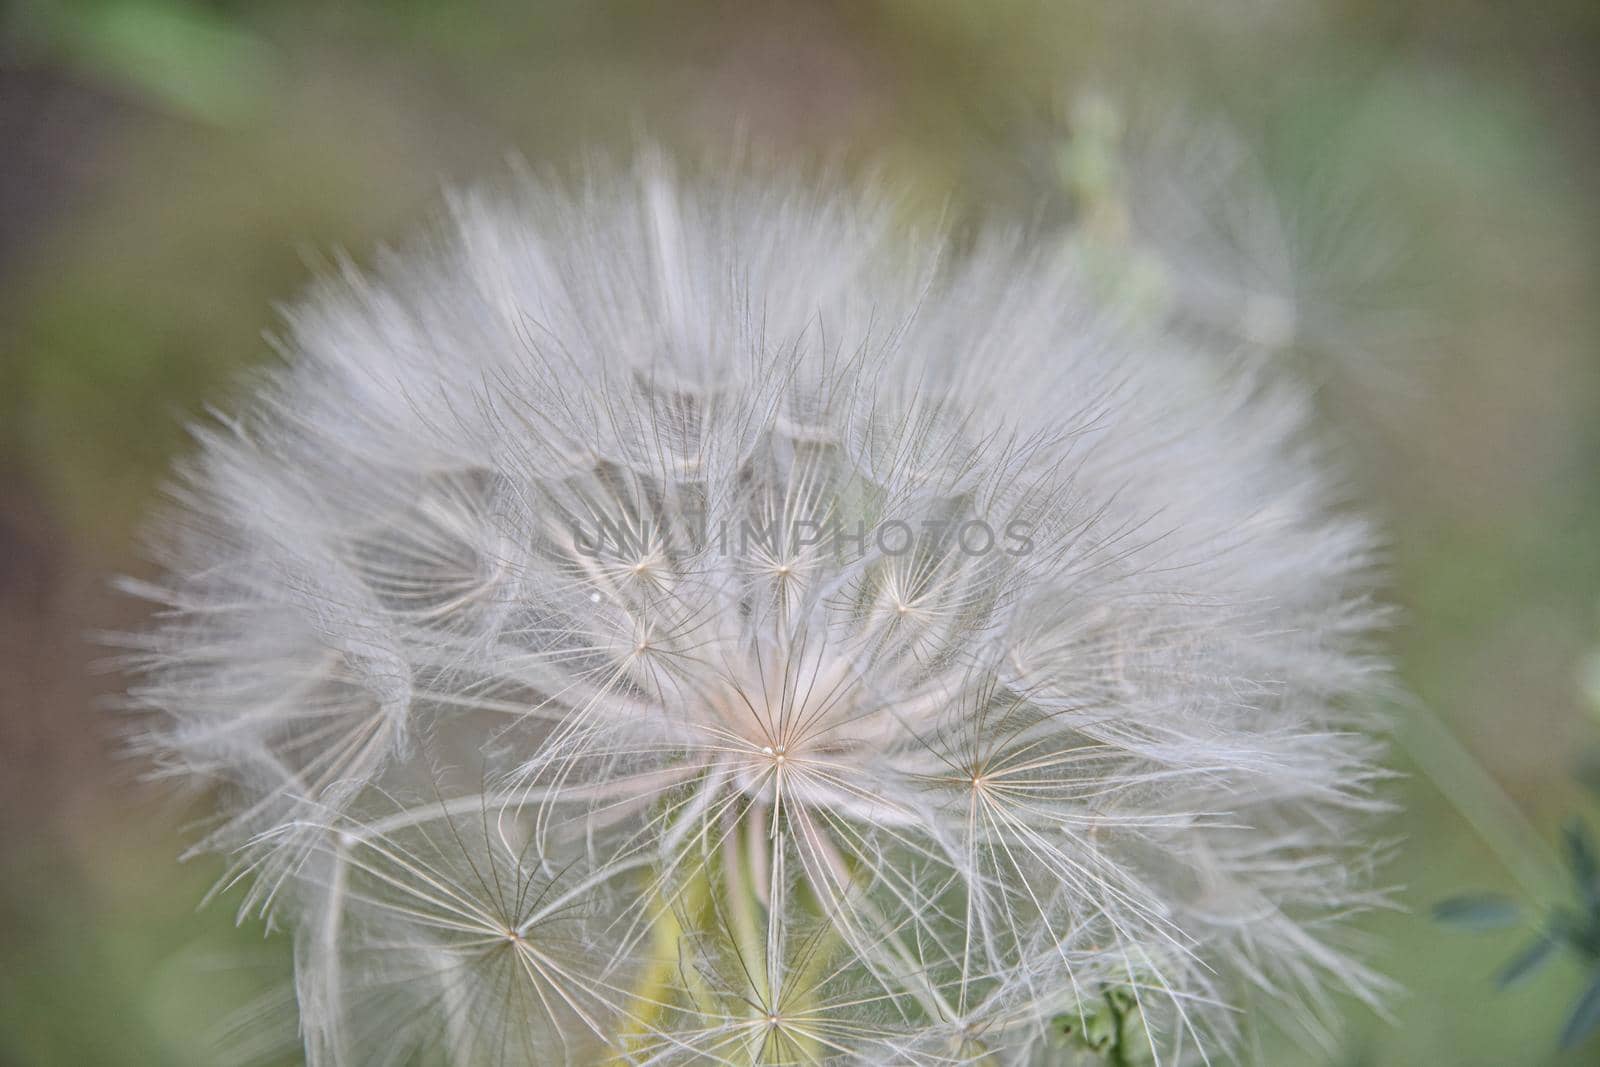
[
  {"left": 61, "top": 2, "right": 278, "bottom": 126},
  {"left": 1494, "top": 934, "right": 1561, "bottom": 989},
  {"left": 1432, "top": 894, "right": 1522, "bottom": 929},
  {"left": 1564, "top": 818, "right": 1600, "bottom": 908},
  {"left": 1560, "top": 970, "right": 1600, "bottom": 1049}
]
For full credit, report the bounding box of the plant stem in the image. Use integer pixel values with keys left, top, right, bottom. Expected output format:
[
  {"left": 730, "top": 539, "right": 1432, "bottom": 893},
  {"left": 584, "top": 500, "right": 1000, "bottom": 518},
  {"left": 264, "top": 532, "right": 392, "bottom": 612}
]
[{"left": 1402, "top": 697, "right": 1566, "bottom": 904}]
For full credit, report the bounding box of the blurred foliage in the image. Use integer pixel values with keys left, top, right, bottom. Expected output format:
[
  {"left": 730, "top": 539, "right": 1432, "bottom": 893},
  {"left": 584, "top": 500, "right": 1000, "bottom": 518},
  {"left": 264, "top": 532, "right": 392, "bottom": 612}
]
[
  {"left": 1438, "top": 813, "right": 1600, "bottom": 1050},
  {"left": 11, "top": 0, "right": 279, "bottom": 124},
  {"left": 1, "top": 1, "right": 1598, "bottom": 1065}
]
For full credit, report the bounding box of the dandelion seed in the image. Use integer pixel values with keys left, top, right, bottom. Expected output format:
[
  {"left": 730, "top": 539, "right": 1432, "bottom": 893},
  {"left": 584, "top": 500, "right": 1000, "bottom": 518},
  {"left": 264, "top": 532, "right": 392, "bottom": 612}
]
[{"left": 127, "top": 154, "right": 1392, "bottom": 1064}]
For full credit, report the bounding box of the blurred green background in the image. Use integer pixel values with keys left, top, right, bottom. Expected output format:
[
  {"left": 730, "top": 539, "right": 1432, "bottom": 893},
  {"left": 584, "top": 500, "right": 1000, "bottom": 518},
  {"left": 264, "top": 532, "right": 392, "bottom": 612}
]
[{"left": 1, "top": 2, "right": 1597, "bottom": 1064}]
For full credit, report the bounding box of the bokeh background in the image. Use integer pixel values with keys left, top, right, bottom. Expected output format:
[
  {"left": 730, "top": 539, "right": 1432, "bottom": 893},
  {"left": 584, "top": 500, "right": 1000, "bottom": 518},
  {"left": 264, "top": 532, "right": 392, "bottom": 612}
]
[{"left": 2, "top": 2, "right": 1597, "bottom": 1064}]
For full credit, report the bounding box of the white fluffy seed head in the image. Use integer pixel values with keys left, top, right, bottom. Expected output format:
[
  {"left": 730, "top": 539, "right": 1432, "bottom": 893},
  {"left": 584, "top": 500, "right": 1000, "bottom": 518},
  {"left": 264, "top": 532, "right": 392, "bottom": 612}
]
[{"left": 126, "top": 155, "right": 1392, "bottom": 1065}]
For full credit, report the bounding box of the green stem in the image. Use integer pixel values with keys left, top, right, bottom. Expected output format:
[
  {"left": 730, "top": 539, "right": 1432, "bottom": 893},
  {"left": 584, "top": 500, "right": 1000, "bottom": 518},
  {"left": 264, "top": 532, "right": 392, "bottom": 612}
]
[{"left": 1402, "top": 698, "right": 1566, "bottom": 904}]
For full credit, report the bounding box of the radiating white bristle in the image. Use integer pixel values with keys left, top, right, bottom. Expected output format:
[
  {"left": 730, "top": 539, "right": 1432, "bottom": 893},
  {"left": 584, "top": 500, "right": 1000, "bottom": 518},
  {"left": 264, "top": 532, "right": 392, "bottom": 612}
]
[{"left": 126, "top": 156, "right": 1392, "bottom": 1066}]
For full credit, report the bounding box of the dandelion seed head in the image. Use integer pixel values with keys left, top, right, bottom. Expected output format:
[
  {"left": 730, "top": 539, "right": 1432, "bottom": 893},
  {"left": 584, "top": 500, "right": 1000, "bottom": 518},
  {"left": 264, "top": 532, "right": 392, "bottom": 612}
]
[{"left": 127, "top": 154, "right": 1392, "bottom": 1064}]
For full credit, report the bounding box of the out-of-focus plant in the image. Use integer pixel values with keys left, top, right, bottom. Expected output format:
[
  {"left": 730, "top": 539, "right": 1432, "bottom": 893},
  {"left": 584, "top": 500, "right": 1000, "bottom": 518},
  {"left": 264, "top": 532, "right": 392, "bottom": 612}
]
[
  {"left": 1044, "top": 91, "right": 1411, "bottom": 417},
  {"left": 1436, "top": 814, "right": 1600, "bottom": 1050},
  {"left": 6, "top": 0, "right": 279, "bottom": 124},
  {"left": 1433, "top": 615, "right": 1600, "bottom": 1054}
]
